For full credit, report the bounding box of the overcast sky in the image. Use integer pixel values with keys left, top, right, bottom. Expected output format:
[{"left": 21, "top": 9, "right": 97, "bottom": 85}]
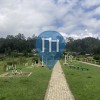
[{"left": 0, "top": 0, "right": 100, "bottom": 39}]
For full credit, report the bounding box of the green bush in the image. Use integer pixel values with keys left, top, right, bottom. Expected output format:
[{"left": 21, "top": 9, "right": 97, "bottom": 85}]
[
  {"left": 18, "top": 57, "right": 27, "bottom": 64},
  {"left": 7, "top": 61, "right": 17, "bottom": 65},
  {"left": 93, "top": 55, "right": 100, "bottom": 60},
  {"left": 0, "top": 55, "right": 5, "bottom": 61},
  {"left": 32, "top": 57, "right": 38, "bottom": 63},
  {"left": 28, "top": 53, "right": 33, "bottom": 57}
]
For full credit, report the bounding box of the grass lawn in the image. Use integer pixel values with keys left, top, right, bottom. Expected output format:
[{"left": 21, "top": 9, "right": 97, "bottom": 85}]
[
  {"left": 0, "top": 60, "right": 52, "bottom": 100},
  {"left": 60, "top": 60, "right": 100, "bottom": 100}
]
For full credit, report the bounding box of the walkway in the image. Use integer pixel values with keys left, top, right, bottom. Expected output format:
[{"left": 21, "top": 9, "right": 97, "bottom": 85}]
[
  {"left": 79, "top": 61, "right": 100, "bottom": 67},
  {"left": 44, "top": 61, "right": 74, "bottom": 100}
]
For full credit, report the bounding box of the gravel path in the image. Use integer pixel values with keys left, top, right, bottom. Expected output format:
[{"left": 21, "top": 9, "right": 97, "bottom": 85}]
[
  {"left": 79, "top": 61, "right": 100, "bottom": 67},
  {"left": 44, "top": 61, "right": 75, "bottom": 100}
]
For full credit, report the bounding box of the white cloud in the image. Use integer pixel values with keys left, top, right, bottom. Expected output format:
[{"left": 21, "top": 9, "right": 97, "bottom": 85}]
[
  {"left": 0, "top": 0, "right": 100, "bottom": 39},
  {"left": 81, "top": 0, "right": 100, "bottom": 8},
  {"left": 60, "top": 29, "right": 100, "bottom": 40}
]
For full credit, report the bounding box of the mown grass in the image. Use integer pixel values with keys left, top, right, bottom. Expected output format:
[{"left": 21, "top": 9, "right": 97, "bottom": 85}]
[
  {"left": 0, "top": 57, "right": 52, "bottom": 100},
  {"left": 60, "top": 60, "right": 100, "bottom": 100}
]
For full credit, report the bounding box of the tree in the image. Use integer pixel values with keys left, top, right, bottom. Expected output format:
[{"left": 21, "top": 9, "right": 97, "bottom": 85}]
[{"left": 15, "top": 33, "right": 26, "bottom": 40}]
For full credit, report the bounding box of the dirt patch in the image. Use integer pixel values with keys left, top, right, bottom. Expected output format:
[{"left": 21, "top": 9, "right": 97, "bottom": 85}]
[{"left": 0, "top": 72, "right": 32, "bottom": 77}]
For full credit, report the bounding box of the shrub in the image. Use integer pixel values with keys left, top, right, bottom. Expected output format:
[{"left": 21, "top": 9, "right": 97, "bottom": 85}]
[
  {"left": 32, "top": 57, "right": 38, "bottom": 63},
  {"left": 19, "top": 57, "right": 27, "bottom": 64},
  {"left": 7, "top": 61, "right": 17, "bottom": 65},
  {"left": 0, "top": 55, "right": 5, "bottom": 61},
  {"left": 93, "top": 55, "right": 100, "bottom": 60}
]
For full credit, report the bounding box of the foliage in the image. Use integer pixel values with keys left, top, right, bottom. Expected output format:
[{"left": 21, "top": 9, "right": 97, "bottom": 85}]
[
  {"left": 67, "top": 37, "right": 100, "bottom": 55},
  {"left": 18, "top": 57, "right": 27, "bottom": 64},
  {"left": 7, "top": 61, "right": 17, "bottom": 65},
  {"left": 0, "top": 34, "right": 100, "bottom": 56},
  {"left": 0, "top": 33, "right": 37, "bottom": 54},
  {"left": 0, "top": 55, "right": 5, "bottom": 61},
  {"left": 93, "top": 55, "right": 100, "bottom": 60}
]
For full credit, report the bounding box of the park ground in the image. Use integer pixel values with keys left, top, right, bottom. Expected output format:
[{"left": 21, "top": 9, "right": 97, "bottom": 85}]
[
  {"left": 0, "top": 57, "right": 52, "bottom": 100},
  {"left": 0, "top": 57, "right": 100, "bottom": 100},
  {"left": 61, "top": 60, "right": 100, "bottom": 100}
]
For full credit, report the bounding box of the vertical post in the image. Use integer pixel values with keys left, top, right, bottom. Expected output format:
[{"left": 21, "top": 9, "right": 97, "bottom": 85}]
[
  {"left": 38, "top": 57, "right": 40, "bottom": 67},
  {"left": 42, "top": 56, "right": 44, "bottom": 66},
  {"left": 63, "top": 55, "right": 67, "bottom": 65},
  {"left": 57, "top": 39, "right": 59, "bottom": 52},
  {"left": 42, "top": 38, "right": 44, "bottom": 52},
  {"left": 65, "top": 55, "right": 67, "bottom": 64},
  {"left": 71, "top": 55, "right": 73, "bottom": 62},
  {"left": 49, "top": 38, "right": 51, "bottom": 52}
]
